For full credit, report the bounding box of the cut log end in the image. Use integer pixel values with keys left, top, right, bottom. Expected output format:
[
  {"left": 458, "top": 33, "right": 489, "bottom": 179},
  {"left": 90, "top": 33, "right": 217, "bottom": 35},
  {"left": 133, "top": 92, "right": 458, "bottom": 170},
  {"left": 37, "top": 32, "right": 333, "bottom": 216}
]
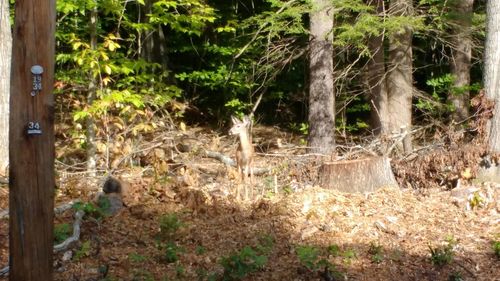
[{"left": 317, "top": 157, "right": 398, "bottom": 193}]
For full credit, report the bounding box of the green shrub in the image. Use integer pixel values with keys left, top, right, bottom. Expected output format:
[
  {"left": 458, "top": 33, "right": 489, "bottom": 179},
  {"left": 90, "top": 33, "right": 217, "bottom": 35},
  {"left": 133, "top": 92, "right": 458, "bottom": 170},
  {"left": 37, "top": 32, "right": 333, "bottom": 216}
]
[
  {"left": 368, "top": 242, "right": 384, "bottom": 264},
  {"left": 429, "top": 237, "right": 456, "bottom": 267},
  {"left": 296, "top": 245, "right": 320, "bottom": 271},
  {"left": 295, "top": 244, "right": 344, "bottom": 279},
  {"left": 54, "top": 223, "right": 71, "bottom": 244},
  {"left": 129, "top": 252, "right": 148, "bottom": 263},
  {"left": 158, "top": 213, "right": 184, "bottom": 241},
  {"left": 327, "top": 244, "right": 341, "bottom": 257},
  {"left": 162, "top": 242, "right": 183, "bottom": 264},
  {"left": 493, "top": 240, "right": 500, "bottom": 259},
  {"left": 74, "top": 240, "right": 92, "bottom": 261},
  {"left": 220, "top": 246, "right": 268, "bottom": 281},
  {"left": 448, "top": 271, "right": 464, "bottom": 281}
]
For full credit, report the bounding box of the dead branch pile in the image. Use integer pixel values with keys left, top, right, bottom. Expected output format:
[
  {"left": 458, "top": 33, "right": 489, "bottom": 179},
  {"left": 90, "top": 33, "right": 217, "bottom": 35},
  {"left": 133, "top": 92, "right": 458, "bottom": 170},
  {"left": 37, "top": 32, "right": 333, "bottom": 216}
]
[{"left": 392, "top": 91, "right": 494, "bottom": 189}]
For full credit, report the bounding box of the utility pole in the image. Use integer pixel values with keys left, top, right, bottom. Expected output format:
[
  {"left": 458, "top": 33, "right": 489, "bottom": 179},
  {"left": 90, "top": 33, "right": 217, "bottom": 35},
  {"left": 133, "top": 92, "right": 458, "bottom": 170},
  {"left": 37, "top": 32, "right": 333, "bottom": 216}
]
[{"left": 9, "top": 0, "right": 55, "bottom": 279}]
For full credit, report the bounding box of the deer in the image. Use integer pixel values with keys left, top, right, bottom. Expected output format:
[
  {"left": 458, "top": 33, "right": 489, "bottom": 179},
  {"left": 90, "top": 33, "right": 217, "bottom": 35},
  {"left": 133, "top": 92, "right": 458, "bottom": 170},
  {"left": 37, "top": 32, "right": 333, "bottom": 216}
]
[{"left": 229, "top": 115, "right": 254, "bottom": 200}]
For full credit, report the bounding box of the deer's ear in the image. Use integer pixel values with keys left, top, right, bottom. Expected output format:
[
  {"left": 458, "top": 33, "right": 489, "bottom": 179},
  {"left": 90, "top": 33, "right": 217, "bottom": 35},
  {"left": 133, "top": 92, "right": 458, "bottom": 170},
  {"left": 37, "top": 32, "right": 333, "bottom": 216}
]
[
  {"left": 243, "top": 115, "right": 252, "bottom": 124},
  {"left": 231, "top": 115, "right": 239, "bottom": 124}
]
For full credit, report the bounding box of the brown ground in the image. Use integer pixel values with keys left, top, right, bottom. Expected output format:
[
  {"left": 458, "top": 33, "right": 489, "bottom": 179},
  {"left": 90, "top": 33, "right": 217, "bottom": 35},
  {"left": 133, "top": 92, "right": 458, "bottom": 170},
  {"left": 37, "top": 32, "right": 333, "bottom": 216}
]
[{"left": 0, "top": 126, "right": 499, "bottom": 281}]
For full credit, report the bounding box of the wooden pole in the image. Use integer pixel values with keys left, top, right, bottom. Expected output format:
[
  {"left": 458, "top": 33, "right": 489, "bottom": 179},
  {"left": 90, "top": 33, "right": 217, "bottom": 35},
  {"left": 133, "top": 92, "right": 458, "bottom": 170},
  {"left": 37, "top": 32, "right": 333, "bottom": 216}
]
[{"left": 9, "top": 0, "right": 55, "bottom": 279}]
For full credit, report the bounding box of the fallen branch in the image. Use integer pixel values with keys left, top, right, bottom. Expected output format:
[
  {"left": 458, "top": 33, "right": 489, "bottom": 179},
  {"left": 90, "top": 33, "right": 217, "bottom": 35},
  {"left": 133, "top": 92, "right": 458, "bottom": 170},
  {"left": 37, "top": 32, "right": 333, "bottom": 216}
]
[
  {"left": 0, "top": 207, "right": 85, "bottom": 276},
  {"left": 53, "top": 210, "right": 85, "bottom": 253},
  {"left": 0, "top": 200, "right": 81, "bottom": 220}
]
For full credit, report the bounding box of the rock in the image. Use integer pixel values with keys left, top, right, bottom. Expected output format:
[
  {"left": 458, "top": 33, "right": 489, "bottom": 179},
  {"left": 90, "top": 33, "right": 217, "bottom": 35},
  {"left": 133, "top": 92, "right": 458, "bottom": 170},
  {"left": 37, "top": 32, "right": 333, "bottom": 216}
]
[{"left": 62, "top": 250, "right": 73, "bottom": 262}]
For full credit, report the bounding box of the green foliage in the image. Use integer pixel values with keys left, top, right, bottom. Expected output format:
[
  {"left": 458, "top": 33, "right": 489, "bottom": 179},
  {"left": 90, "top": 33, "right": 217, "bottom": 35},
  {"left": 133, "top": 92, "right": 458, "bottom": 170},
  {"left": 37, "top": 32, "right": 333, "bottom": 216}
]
[
  {"left": 96, "top": 195, "right": 113, "bottom": 215},
  {"left": 161, "top": 241, "right": 183, "bottom": 263},
  {"left": 493, "top": 240, "right": 500, "bottom": 259},
  {"left": 469, "top": 191, "right": 485, "bottom": 209},
  {"left": 342, "top": 248, "right": 357, "bottom": 264},
  {"left": 210, "top": 235, "right": 274, "bottom": 280},
  {"left": 327, "top": 244, "right": 341, "bottom": 257},
  {"left": 175, "top": 264, "right": 185, "bottom": 278},
  {"left": 368, "top": 242, "right": 384, "bottom": 264},
  {"left": 296, "top": 245, "right": 320, "bottom": 271},
  {"left": 196, "top": 245, "right": 206, "bottom": 255},
  {"left": 150, "top": 0, "right": 216, "bottom": 36},
  {"left": 255, "top": 234, "right": 275, "bottom": 256},
  {"left": 74, "top": 240, "right": 92, "bottom": 261},
  {"left": 289, "top": 122, "right": 309, "bottom": 136},
  {"left": 129, "top": 252, "right": 148, "bottom": 263},
  {"left": 282, "top": 185, "right": 293, "bottom": 195},
  {"left": 429, "top": 237, "right": 456, "bottom": 267},
  {"left": 220, "top": 246, "right": 268, "bottom": 281},
  {"left": 54, "top": 223, "right": 72, "bottom": 244},
  {"left": 158, "top": 213, "right": 184, "bottom": 241},
  {"left": 295, "top": 245, "right": 344, "bottom": 279},
  {"left": 426, "top": 74, "right": 455, "bottom": 96},
  {"left": 448, "top": 271, "right": 464, "bottom": 281},
  {"left": 55, "top": 0, "right": 186, "bottom": 153},
  {"left": 73, "top": 201, "right": 105, "bottom": 219}
]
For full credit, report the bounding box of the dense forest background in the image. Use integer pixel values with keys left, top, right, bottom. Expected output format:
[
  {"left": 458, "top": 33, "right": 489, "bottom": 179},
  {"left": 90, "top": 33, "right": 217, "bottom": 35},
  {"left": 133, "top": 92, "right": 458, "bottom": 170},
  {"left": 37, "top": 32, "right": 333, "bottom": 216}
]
[{"left": 49, "top": 0, "right": 486, "bottom": 157}]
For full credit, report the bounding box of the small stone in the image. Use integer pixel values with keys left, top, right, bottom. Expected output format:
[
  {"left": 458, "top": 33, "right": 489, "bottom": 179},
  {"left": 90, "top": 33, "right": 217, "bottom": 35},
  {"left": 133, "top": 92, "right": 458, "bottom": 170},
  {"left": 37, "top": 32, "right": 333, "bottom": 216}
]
[{"left": 62, "top": 250, "right": 73, "bottom": 262}]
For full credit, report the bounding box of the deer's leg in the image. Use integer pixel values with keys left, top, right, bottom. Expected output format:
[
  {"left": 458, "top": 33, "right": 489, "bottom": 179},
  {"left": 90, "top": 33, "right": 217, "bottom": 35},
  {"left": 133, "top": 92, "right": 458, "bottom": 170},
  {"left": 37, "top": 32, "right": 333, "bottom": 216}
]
[
  {"left": 249, "top": 159, "right": 254, "bottom": 198},
  {"left": 236, "top": 165, "right": 242, "bottom": 200},
  {"left": 243, "top": 165, "right": 250, "bottom": 200}
]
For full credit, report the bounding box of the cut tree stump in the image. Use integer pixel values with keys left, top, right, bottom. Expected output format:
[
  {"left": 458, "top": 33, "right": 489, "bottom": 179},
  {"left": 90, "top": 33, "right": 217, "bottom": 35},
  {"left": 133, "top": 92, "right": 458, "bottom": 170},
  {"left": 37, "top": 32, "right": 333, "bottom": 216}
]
[{"left": 317, "top": 157, "right": 398, "bottom": 193}]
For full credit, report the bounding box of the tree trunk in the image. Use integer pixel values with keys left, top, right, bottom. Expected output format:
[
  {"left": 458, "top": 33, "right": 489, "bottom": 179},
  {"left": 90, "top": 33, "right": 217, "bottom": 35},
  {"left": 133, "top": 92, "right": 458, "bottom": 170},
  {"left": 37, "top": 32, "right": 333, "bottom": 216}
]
[
  {"left": 317, "top": 157, "right": 398, "bottom": 193},
  {"left": 0, "top": 0, "right": 11, "bottom": 175},
  {"left": 386, "top": 0, "right": 413, "bottom": 152},
  {"left": 484, "top": 1, "right": 500, "bottom": 152},
  {"left": 308, "top": 0, "right": 335, "bottom": 154},
  {"left": 366, "top": 0, "right": 388, "bottom": 135},
  {"left": 449, "top": 0, "right": 474, "bottom": 122},
  {"left": 86, "top": 4, "right": 98, "bottom": 176}
]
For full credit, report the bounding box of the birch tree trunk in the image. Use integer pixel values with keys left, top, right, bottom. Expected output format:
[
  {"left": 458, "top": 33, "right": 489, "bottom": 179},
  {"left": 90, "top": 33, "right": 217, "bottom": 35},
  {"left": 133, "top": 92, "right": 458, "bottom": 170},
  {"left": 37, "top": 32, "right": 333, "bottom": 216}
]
[
  {"left": 386, "top": 0, "right": 413, "bottom": 153},
  {"left": 484, "top": 1, "right": 500, "bottom": 152},
  {"left": 0, "top": 0, "right": 11, "bottom": 175},
  {"left": 449, "top": 0, "right": 474, "bottom": 122},
  {"left": 308, "top": 0, "right": 335, "bottom": 154}
]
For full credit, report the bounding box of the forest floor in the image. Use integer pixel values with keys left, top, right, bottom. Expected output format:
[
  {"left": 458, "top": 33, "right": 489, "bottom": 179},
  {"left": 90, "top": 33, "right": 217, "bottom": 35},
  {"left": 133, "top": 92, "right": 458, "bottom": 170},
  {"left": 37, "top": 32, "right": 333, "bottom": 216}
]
[{"left": 0, "top": 125, "right": 499, "bottom": 281}]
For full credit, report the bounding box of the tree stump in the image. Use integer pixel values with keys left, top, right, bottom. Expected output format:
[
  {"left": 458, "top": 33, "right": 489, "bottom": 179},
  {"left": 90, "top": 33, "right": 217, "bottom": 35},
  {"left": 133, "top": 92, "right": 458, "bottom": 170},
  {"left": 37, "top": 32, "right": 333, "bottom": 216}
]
[{"left": 317, "top": 157, "right": 398, "bottom": 193}]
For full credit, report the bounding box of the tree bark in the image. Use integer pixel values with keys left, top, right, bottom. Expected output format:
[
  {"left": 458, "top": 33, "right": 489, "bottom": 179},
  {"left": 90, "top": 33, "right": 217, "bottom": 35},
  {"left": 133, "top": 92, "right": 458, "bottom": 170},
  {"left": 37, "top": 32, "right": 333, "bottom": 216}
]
[
  {"left": 86, "top": 4, "right": 98, "bottom": 176},
  {"left": 308, "top": 0, "right": 335, "bottom": 154},
  {"left": 386, "top": 0, "right": 413, "bottom": 152},
  {"left": 449, "top": 0, "right": 474, "bottom": 122},
  {"left": 317, "top": 157, "right": 398, "bottom": 193},
  {"left": 484, "top": 1, "right": 500, "bottom": 152},
  {"left": 366, "top": 0, "right": 388, "bottom": 135},
  {"left": 141, "top": 0, "right": 169, "bottom": 69},
  {"left": 0, "top": 0, "right": 11, "bottom": 175}
]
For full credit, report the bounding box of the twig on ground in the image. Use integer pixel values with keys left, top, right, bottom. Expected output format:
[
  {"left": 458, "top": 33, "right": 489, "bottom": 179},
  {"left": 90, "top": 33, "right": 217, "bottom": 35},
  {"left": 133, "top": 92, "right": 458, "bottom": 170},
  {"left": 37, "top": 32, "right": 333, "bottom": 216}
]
[
  {"left": 0, "top": 200, "right": 81, "bottom": 220},
  {"left": 0, "top": 209, "right": 86, "bottom": 276},
  {"left": 53, "top": 210, "right": 85, "bottom": 253}
]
